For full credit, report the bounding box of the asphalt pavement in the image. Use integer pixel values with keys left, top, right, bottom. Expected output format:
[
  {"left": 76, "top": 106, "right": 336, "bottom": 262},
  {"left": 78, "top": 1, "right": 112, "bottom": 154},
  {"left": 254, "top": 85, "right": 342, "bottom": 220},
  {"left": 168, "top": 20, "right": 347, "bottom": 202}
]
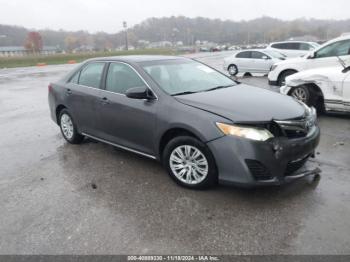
[{"left": 0, "top": 53, "right": 349, "bottom": 254}]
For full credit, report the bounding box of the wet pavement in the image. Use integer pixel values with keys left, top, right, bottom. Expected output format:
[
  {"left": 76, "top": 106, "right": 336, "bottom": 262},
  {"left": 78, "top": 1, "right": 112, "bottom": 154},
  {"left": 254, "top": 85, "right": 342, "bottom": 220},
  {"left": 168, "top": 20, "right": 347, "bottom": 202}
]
[{"left": 0, "top": 54, "right": 350, "bottom": 254}]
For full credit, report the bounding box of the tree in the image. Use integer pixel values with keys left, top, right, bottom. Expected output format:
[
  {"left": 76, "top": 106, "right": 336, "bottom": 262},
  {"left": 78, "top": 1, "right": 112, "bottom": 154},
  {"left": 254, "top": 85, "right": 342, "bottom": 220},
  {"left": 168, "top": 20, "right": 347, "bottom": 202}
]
[{"left": 24, "top": 31, "right": 43, "bottom": 52}]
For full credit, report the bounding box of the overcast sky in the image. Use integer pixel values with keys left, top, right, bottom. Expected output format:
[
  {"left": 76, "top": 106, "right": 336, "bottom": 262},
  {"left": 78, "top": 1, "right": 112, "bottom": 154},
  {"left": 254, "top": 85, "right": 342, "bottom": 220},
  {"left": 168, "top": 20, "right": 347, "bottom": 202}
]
[{"left": 0, "top": 0, "right": 349, "bottom": 33}]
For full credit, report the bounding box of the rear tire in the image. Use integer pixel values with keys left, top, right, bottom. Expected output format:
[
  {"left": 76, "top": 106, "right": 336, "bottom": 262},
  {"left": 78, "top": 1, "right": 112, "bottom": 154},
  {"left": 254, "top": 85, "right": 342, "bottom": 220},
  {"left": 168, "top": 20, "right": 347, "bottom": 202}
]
[
  {"left": 162, "top": 136, "right": 218, "bottom": 189},
  {"left": 278, "top": 70, "right": 297, "bottom": 86},
  {"left": 59, "top": 109, "right": 84, "bottom": 144}
]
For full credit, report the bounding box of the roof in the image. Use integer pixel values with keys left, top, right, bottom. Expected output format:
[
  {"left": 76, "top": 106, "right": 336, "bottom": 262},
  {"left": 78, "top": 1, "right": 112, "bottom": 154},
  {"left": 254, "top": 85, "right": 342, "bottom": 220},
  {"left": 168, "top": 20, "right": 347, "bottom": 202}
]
[
  {"left": 236, "top": 49, "right": 268, "bottom": 52},
  {"left": 88, "top": 55, "right": 185, "bottom": 63}
]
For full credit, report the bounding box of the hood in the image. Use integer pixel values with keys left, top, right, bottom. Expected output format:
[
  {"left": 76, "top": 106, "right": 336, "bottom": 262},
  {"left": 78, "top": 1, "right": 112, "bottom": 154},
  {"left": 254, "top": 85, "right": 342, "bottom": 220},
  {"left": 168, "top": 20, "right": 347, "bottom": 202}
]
[
  {"left": 274, "top": 56, "right": 306, "bottom": 66},
  {"left": 272, "top": 57, "right": 285, "bottom": 62},
  {"left": 175, "top": 84, "right": 305, "bottom": 123}
]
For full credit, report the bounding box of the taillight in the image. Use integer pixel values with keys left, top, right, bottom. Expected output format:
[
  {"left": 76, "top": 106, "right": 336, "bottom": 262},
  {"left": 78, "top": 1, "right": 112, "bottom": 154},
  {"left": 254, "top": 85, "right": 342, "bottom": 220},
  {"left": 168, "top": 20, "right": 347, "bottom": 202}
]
[{"left": 48, "top": 84, "right": 53, "bottom": 92}]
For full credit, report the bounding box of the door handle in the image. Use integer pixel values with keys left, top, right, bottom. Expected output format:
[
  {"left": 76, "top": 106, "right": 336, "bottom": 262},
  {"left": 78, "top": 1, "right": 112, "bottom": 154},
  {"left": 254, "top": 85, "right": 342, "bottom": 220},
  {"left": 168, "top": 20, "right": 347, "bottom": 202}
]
[
  {"left": 100, "top": 97, "right": 110, "bottom": 105},
  {"left": 66, "top": 88, "right": 72, "bottom": 95}
]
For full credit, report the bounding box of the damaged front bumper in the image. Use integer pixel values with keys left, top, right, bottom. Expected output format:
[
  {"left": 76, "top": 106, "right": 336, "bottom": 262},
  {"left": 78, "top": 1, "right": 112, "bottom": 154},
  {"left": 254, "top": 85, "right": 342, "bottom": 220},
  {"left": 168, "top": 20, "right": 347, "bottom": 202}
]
[
  {"left": 280, "top": 85, "right": 293, "bottom": 95},
  {"left": 207, "top": 125, "right": 321, "bottom": 186}
]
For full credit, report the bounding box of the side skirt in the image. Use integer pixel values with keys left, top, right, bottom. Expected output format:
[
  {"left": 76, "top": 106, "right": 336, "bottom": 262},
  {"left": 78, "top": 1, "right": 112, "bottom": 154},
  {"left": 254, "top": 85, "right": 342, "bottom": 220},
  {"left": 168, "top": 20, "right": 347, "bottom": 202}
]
[{"left": 82, "top": 132, "right": 157, "bottom": 160}]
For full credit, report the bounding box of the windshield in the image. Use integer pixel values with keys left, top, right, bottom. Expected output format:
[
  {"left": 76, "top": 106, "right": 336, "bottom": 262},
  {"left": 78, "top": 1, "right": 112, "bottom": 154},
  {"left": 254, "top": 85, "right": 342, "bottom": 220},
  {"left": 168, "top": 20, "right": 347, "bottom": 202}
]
[
  {"left": 140, "top": 59, "right": 236, "bottom": 95},
  {"left": 310, "top": 42, "right": 321, "bottom": 48},
  {"left": 264, "top": 50, "right": 286, "bottom": 59}
]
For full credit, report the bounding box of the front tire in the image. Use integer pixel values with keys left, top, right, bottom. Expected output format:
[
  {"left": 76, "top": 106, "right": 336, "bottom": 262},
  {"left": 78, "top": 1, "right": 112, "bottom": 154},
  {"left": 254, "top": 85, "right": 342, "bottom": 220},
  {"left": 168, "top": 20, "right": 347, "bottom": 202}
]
[
  {"left": 290, "top": 85, "right": 310, "bottom": 105},
  {"left": 162, "top": 136, "right": 218, "bottom": 189},
  {"left": 228, "top": 64, "right": 238, "bottom": 76},
  {"left": 59, "top": 109, "right": 84, "bottom": 144}
]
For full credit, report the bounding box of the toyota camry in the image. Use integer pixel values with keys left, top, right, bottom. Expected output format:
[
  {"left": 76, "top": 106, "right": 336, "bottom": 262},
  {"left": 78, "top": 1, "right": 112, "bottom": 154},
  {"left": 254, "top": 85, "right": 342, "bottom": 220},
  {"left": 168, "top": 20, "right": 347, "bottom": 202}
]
[{"left": 48, "top": 56, "right": 320, "bottom": 189}]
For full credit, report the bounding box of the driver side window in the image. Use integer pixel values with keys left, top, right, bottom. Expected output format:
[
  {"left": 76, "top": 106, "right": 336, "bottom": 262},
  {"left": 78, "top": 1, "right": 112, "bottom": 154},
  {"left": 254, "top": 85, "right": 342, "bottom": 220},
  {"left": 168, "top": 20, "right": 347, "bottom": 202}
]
[
  {"left": 106, "top": 63, "right": 146, "bottom": 94},
  {"left": 316, "top": 40, "right": 350, "bottom": 58}
]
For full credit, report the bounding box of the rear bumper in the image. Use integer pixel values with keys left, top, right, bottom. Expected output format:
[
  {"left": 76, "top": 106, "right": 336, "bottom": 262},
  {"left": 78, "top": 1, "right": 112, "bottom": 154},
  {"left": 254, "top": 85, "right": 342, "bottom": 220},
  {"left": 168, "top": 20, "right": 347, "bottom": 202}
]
[
  {"left": 207, "top": 126, "right": 320, "bottom": 187},
  {"left": 48, "top": 92, "right": 58, "bottom": 124}
]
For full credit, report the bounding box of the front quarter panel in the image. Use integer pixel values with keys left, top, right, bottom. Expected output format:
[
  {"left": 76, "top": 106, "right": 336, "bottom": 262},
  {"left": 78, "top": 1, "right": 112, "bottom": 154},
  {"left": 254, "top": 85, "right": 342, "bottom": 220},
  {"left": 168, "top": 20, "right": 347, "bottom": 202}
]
[{"left": 154, "top": 97, "right": 228, "bottom": 157}]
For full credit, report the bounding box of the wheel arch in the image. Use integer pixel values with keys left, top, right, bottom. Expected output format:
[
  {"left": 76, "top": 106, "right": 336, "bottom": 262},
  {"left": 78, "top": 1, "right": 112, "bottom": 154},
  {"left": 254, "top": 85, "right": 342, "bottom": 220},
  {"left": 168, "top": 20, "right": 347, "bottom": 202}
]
[
  {"left": 277, "top": 69, "right": 298, "bottom": 84},
  {"left": 158, "top": 127, "right": 203, "bottom": 158},
  {"left": 55, "top": 104, "right": 67, "bottom": 124},
  {"left": 289, "top": 82, "right": 325, "bottom": 111}
]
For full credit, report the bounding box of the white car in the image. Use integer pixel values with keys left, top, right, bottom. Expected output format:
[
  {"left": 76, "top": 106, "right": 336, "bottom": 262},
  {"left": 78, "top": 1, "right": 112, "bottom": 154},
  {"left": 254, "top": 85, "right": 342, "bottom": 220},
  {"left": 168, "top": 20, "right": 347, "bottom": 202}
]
[
  {"left": 280, "top": 64, "right": 350, "bottom": 113},
  {"left": 268, "top": 35, "right": 350, "bottom": 86},
  {"left": 223, "top": 49, "right": 286, "bottom": 76},
  {"left": 267, "top": 41, "right": 319, "bottom": 58}
]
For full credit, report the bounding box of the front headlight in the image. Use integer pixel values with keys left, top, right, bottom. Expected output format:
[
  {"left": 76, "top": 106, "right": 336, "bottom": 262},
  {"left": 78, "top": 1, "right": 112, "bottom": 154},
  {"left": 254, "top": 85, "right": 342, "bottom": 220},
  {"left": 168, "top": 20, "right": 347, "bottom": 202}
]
[
  {"left": 298, "top": 101, "right": 317, "bottom": 125},
  {"left": 216, "top": 123, "right": 274, "bottom": 141}
]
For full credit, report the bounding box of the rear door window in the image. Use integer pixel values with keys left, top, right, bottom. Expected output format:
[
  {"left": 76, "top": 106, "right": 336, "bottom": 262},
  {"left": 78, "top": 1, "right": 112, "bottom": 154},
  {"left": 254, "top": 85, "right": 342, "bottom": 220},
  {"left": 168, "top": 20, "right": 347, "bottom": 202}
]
[
  {"left": 287, "top": 43, "right": 300, "bottom": 50},
  {"left": 272, "top": 43, "right": 300, "bottom": 50},
  {"left": 271, "top": 43, "right": 287, "bottom": 49},
  {"left": 299, "top": 43, "right": 313, "bottom": 51},
  {"left": 69, "top": 71, "right": 80, "bottom": 84},
  {"left": 78, "top": 62, "right": 105, "bottom": 88},
  {"left": 236, "top": 51, "right": 251, "bottom": 58}
]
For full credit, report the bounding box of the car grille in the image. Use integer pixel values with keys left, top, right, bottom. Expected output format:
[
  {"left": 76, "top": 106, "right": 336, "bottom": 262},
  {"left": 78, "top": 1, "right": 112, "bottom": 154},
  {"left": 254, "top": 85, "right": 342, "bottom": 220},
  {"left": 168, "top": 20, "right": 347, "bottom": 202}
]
[
  {"left": 268, "top": 107, "right": 317, "bottom": 139},
  {"left": 272, "top": 115, "right": 316, "bottom": 139},
  {"left": 245, "top": 160, "right": 273, "bottom": 181},
  {"left": 245, "top": 107, "right": 316, "bottom": 139}
]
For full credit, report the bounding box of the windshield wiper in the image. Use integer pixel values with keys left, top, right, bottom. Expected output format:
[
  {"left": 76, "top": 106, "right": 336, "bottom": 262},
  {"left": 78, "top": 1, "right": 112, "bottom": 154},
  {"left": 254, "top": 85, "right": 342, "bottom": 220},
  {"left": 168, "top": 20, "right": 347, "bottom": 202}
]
[
  {"left": 203, "top": 84, "right": 235, "bottom": 92},
  {"left": 337, "top": 56, "right": 347, "bottom": 69},
  {"left": 172, "top": 84, "right": 235, "bottom": 96},
  {"left": 172, "top": 91, "right": 199, "bottom": 96},
  {"left": 337, "top": 56, "right": 350, "bottom": 73}
]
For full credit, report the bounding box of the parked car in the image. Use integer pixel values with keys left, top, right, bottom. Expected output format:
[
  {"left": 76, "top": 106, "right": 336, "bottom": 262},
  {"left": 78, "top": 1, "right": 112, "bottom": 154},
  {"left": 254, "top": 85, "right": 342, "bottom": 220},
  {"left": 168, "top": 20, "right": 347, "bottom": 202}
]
[
  {"left": 228, "top": 45, "right": 241, "bottom": 51},
  {"left": 223, "top": 49, "right": 286, "bottom": 76},
  {"left": 199, "top": 47, "right": 210, "bottom": 52},
  {"left": 281, "top": 61, "right": 350, "bottom": 113},
  {"left": 49, "top": 56, "right": 320, "bottom": 189},
  {"left": 210, "top": 46, "right": 221, "bottom": 52},
  {"left": 267, "top": 41, "right": 320, "bottom": 58},
  {"left": 268, "top": 35, "right": 350, "bottom": 86}
]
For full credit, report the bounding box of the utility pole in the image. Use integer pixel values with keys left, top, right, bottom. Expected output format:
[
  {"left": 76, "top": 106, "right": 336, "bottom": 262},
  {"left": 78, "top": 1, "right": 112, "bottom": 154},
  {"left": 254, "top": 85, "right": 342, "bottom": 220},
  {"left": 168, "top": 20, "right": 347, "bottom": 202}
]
[{"left": 123, "top": 21, "right": 128, "bottom": 51}]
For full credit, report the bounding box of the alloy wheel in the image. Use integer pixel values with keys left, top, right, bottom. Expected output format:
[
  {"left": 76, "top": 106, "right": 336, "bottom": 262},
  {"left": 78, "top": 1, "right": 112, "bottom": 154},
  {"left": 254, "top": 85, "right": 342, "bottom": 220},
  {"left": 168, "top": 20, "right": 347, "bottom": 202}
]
[
  {"left": 169, "top": 145, "right": 209, "bottom": 185},
  {"left": 292, "top": 87, "right": 308, "bottom": 103},
  {"left": 228, "top": 65, "right": 237, "bottom": 76},
  {"left": 60, "top": 113, "right": 74, "bottom": 139}
]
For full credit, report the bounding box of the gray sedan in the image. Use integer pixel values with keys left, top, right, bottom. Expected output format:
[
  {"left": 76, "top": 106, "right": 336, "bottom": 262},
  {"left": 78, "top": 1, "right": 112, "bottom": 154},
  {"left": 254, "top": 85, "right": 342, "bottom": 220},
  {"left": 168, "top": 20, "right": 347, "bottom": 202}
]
[{"left": 48, "top": 56, "right": 320, "bottom": 189}]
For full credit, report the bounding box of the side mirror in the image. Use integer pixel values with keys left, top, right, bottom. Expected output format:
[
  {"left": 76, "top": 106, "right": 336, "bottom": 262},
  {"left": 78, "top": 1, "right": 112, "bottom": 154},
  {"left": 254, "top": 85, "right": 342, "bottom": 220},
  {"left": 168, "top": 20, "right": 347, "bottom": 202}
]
[
  {"left": 308, "top": 51, "right": 316, "bottom": 59},
  {"left": 262, "top": 55, "right": 269, "bottom": 60},
  {"left": 126, "top": 86, "right": 155, "bottom": 100}
]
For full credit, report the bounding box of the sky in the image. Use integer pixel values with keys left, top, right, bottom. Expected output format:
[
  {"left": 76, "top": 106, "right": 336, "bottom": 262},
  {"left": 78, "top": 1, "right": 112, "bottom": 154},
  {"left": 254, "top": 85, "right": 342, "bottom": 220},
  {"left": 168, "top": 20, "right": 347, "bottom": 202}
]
[{"left": 0, "top": 0, "right": 349, "bottom": 33}]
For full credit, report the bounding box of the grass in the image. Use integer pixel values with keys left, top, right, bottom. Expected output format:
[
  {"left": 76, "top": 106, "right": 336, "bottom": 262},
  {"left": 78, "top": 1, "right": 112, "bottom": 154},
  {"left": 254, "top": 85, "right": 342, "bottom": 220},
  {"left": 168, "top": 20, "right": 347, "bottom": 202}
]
[{"left": 0, "top": 49, "right": 181, "bottom": 69}]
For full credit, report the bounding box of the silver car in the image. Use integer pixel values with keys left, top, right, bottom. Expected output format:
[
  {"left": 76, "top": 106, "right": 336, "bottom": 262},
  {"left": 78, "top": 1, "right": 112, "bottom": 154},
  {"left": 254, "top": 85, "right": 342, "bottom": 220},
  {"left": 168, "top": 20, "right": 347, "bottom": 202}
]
[{"left": 223, "top": 49, "right": 286, "bottom": 76}]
